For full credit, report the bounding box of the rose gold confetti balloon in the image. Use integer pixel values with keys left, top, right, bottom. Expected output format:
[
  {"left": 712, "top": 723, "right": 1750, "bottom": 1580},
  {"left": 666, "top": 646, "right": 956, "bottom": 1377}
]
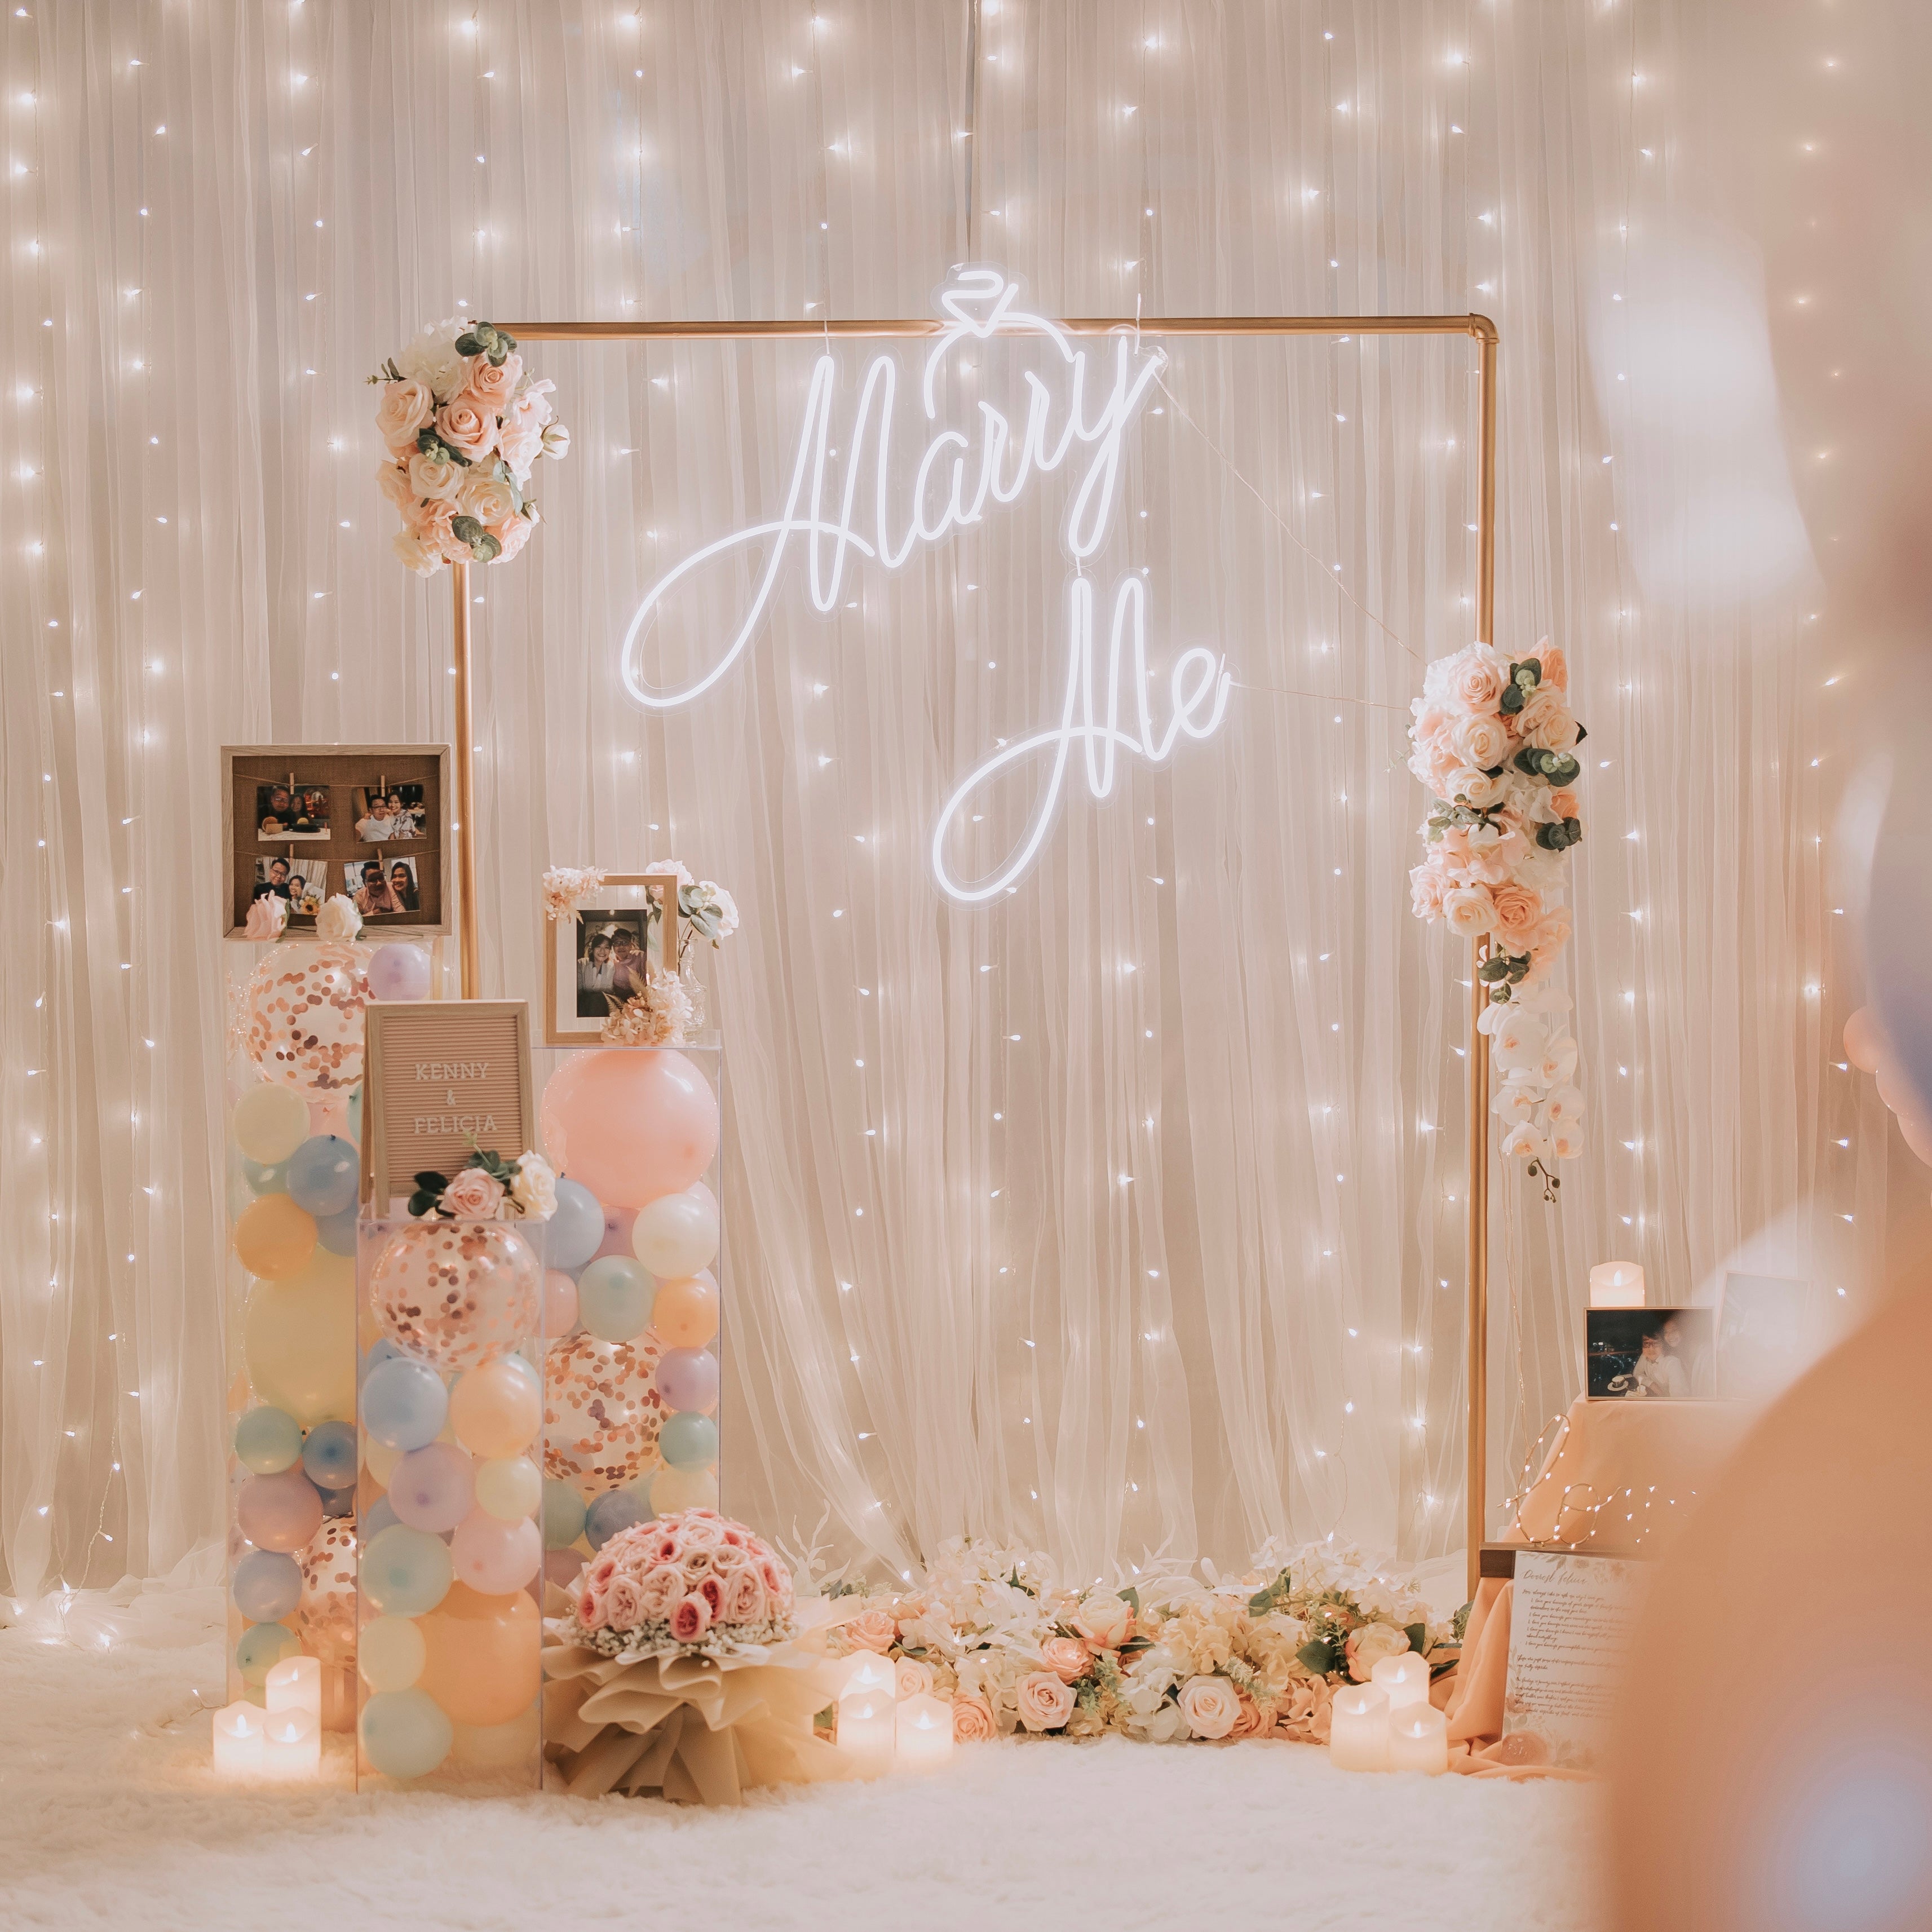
[
  {"left": 543, "top": 1330, "right": 665, "bottom": 1492},
  {"left": 242, "top": 943, "right": 374, "bottom": 1095},
  {"left": 370, "top": 1223, "right": 541, "bottom": 1373},
  {"left": 297, "top": 1518, "right": 358, "bottom": 1666}
]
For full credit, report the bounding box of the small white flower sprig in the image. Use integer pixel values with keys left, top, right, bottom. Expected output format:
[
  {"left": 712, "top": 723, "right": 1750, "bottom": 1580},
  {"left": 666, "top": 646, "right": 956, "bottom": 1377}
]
[{"left": 409, "top": 1147, "right": 557, "bottom": 1222}]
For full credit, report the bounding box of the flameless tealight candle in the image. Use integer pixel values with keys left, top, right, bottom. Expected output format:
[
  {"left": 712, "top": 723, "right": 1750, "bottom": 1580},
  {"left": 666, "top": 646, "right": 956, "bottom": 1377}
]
[
  {"left": 212, "top": 1700, "right": 264, "bottom": 1777},
  {"left": 1328, "top": 1684, "right": 1389, "bottom": 1772},
  {"left": 841, "top": 1653, "right": 896, "bottom": 1702},
  {"left": 1370, "top": 1652, "right": 1432, "bottom": 1713},
  {"left": 1589, "top": 1261, "right": 1646, "bottom": 1309},
  {"left": 265, "top": 1654, "right": 322, "bottom": 1722},
  {"left": 837, "top": 1690, "right": 896, "bottom": 1776},
  {"left": 261, "top": 1705, "right": 320, "bottom": 1779},
  {"left": 1386, "top": 1701, "right": 1449, "bottom": 1775},
  {"left": 895, "top": 1693, "right": 953, "bottom": 1772}
]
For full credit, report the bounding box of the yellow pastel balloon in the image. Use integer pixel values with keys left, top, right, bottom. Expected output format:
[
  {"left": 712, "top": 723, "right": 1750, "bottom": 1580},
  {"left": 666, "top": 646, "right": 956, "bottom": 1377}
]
[
  {"left": 364, "top": 1435, "right": 403, "bottom": 1486},
  {"left": 650, "top": 1271, "right": 719, "bottom": 1349},
  {"left": 233, "top": 1193, "right": 318, "bottom": 1280},
  {"left": 473, "top": 1456, "right": 542, "bottom": 1523},
  {"left": 244, "top": 1274, "right": 355, "bottom": 1425},
  {"left": 232, "top": 1083, "right": 312, "bottom": 1165},
  {"left": 648, "top": 1465, "right": 718, "bottom": 1513},
  {"left": 449, "top": 1356, "right": 542, "bottom": 1459},
  {"left": 359, "top": 1615, "right": 427, "bottom": 1692},
  {"left": 417, "top": 1583, "right": 540, "bottom": 1728}
]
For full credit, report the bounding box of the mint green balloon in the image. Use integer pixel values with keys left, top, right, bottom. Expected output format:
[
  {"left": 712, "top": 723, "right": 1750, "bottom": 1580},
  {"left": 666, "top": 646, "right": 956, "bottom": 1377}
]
[
  {"left": 361, "top": 1523, "right": 453, "bottom": 1617},
  {"left": 541, "top": 1479, "right": 587, "bottom": 1550},
  {"left": 359, "top": 1688, "right": 453, "bottom": 1781},
  {"left": 236, "top": 1620, "right": 300, "bottom": 1687},
  {"left": 241, "top": 1156, "right": 290, "bottom": 1195},
  {"left": 576, "top": 1255, "right": 651, "bottom": 1345},
  {"left": 658, "top": 1409, "right": 719, "bottom": 1473},
  {"left": 233, "top": 1404, "right": 302, "bottom": 1474}
]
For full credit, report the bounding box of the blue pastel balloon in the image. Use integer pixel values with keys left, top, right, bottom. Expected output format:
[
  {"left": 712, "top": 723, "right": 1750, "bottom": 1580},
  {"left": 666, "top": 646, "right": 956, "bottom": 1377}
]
[
  {"left": 360, "top": 1338, "right": 404, "bottom": 1385},
  {"left": 361, "top": 1356, "right": 448, "bottom": 1451},
  {"left": 363, "top": 1495, "right": 400, "bottom": 1539},
  {"left": 231, "top": 1548, "right": 302, "bottom": 1622},
  {"left": 361, "top": 1523, "right": 453, "bottom": 1618},
  {"left": 658, "top": 1410, "right": 719, "bottom": 1473},
  {"left": 241, "top": 1156, "right": 290, "bottom": 1196},
  {"left": 542, "top": 1479, "right": 587, "bottom": 1550},
  {"left": 583, "top": 1487, "right": 647, "bottom": 1551},
  {"left": 360, "top": 1688, "right": 454, "bottom": 1781},
  {"left": 321, "top": 1484, "right": 356, "bottom": 1519},
  {"left": 233, "top": 1405, "right": 302, "bottom": 1475},
  {"left": 235, "top": 1620, "right": 300, "bottom": 1687},
  {"left": 287, "top": 1134, "right": 359, "bottom": 1218},
  {"left": 316, "top": 1204, "right": 359, "bottom": 1257},
  {"left": 300, "top": 1418, "right": 358, "bottom": 1490},
  {"left": 546, "top": 1178, "right": 605, "bottom": 1272},
  {"left": 577, "top": 1255, "right": 651, "bottom": 1344}
]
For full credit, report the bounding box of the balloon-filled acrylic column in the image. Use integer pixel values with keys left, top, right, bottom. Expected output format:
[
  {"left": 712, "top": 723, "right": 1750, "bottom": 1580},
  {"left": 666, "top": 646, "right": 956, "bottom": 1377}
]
[{"left": 534, "top": 1045, "right": 724, "bottom": 1591}]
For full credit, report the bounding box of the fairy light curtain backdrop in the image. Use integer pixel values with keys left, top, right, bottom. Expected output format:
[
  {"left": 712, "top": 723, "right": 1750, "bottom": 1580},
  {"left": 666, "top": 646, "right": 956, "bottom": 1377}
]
[{"left": 0, "top": 0, "right": 1868, "bottom": 1601}]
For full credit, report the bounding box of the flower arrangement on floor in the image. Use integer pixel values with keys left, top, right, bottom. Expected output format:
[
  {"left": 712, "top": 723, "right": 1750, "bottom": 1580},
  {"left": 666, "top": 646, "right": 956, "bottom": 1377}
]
[
  {"left": 571, "top": 1511, "right": 799, "bottom": 1661},
  {"left": 372, "top": 319, "right": 568, "bottom": 574},
  {"left": 816, "top": 1537, "right": 1454, "bottom": 1745},
  {"left": 1407, "top": 641, "right": 1588, "bottom": 1196},
  {"left": 408, "top": 1147, "right": 557, "bottom": 1222}
]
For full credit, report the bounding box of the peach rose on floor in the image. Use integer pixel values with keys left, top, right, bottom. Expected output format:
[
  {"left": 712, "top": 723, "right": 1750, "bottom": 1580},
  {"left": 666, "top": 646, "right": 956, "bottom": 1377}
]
[
  {"left": 843, "top": 1607, "right": 900, "bottom": 1654},
  {"left": 1277, "top": 1677, "right": 1333, "bottom": 1739},
  {"left": 1015, "top": 1670, "right": 1075, "bottom": 1732},
  {"left": 1345, "top": 1621, "right": 1411, "bottom": 1682},
  {"left": 1072, "top": 1591, "right": 1134, "bottom": 1650},
  {"left": 435, "top": 396, "right": 498, "bottom": 461},
  {"left": 1039, "top": 1637, "right": 1090, "bottom": 1685},
  {"left": 1443, "top": 885, "right": 1497, "bottom": 938},
  {"left": 441, "top": 1168, "right": 507, "bottom": 1219},
  {"left": 1228, "top": 1691, "right": 1272, "bottom": 1740},
  {"left": 1177, "top": 1674, "right": 1242, "bottom": 1739},
  {"left": 952, "top": 1694, "right": 996, "bottom": 1741},
  {"left": 408, "top": 449, "right": 463, "bottom": 501},
  {"left": 376, "top": 377, "right": 435, "bottom": 452},
  {"left": 462, "top": 351, "right": 523, "bottom": 411},
  {"left": 1491, "top": 882, "right": 1545, "bottom": 944},
  {"left": 895, "top": 1657, "right": 935, "bottom": 1700}
]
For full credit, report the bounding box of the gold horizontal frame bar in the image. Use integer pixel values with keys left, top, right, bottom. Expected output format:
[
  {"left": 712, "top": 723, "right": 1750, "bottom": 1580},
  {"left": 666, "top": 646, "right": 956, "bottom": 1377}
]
[{"left": 501, "top": 313, "right": 1497, "bottom": 343}]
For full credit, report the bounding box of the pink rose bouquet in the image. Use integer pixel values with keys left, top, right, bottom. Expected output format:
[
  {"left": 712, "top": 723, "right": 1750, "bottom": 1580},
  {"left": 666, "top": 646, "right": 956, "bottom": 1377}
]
[{"left": 370, "top": 319, "right": 568, "bottom": 576}]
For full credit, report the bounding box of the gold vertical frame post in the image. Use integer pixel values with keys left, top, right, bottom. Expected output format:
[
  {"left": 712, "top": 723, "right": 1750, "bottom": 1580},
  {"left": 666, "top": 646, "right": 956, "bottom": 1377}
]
[
  {"left": 450, "top": 559, "right": 480, "bottom": 998},
  {"left": 494, "top": 308, "right": 1500, "bottom": 1585}
]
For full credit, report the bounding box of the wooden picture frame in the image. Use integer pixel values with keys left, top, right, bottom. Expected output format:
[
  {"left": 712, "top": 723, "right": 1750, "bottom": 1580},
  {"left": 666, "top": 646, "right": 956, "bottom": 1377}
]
[
  {"left": 542, "top": 872, "right": 682, "bottom": 1046},
  {"left": 222, "top": 744, "right": 453, "bottom": 939},
  {"left": 361, "top": 999, "right": 534, "bottom": 1208}
]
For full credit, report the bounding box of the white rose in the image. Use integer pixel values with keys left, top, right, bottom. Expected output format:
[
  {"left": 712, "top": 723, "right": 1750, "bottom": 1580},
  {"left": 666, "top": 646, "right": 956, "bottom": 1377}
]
[
  {"left": 1177, "top": 1674, "right": 1241, "bottom": 1740},
  {"left": 697, "top": 882, "right": 740, "bottom": 939},
  {"left": 1456, "top": 768, "right": 1509, "bottom": 809},
  {"left": 1014, "top": 1670, "right": 1075, "bottom": 1733},
  {"left": 510, "top": 1151, "right": 557, "bottom": 1219},
  {"left": 1443, "top": 886, "right": 1497, "bottom": 938},
  {"left": 1071, "top": 1590, "right": 1134, "bottom": 1650},
  {"left": 1450, "top": 714, "right": 1510, "bottom": 771},
  {"left": 315, "top": 895, "right": 363, "bottom": 943},
  {"left": 406, "top": 449, "right": 463, "bottom": 502}
]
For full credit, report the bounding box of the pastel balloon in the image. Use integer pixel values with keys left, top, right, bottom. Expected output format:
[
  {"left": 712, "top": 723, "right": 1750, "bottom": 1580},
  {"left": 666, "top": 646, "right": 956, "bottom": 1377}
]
[
  {"left": 543, "top": 1332, "right": 665, "bottom": 1488},
  {"left": 649, "top": 1464, "right": 718, "bottom": 1514},
  {"left": 1898, "top": 1109, "right": 1932, "bottom": 1167},
  {"left": 360, "top": 1614, "right": 427, "bottom": 1692},
  {"left": 390, "top": 1443, "right": 476, "bottom": 1533},
  {"left": 450, "top": 1510, "right": 542, "bottom": 1595},
  {"left": 233, "top": 1193, "right": 318, "bottom": 1280},
  {"left": 542, "top": 1270, "right": 579, "bottom": 1338},
  {"left": 651, "top": 1271, "right": 719, "bottom": 1349},
  {"left": 233, "top": 1404, "right": 302, "bottom": 1474},
  {"left": 1843, "top": 1005, "right": 1885, "bottom": 1075},
  {"left": 233, "top": 1082, "right": 312, "bottom": 1165},
  {"left": 658, "top": 1410, "right": 719, "bottom": 1473},
  {"left": 300, "top": 1418, "right": 359, "bottom": 1490},
  {"left": 630, "top": 1188, "right": 720, "bottom": 1279},
  {"left": 297, "top": 1518, "right": 359, "bottom": 1664},
  {"left": 359, "top": 1688, "right": 453, "bottom": 1781},
  {"left": 452, "top": 1709, "right": 540, "bottom": 1771},
  {"left": 362, "top": 1496, "right": 400, "bottom": 1539},
  {"left": 544, "top": 1548, "right": 586, "bottom": 1588},
  {"left": 545, "top": 1178, "right": 605, "bottom": 1271},
  {"left": 232, "top": 1548, "right": 303, "bottom": 1622},
  {"left": 287, "top": 1135, "right": 359, "bottom": 1218},
  {"left": 307, "top": 1094, "right": 351, "bottom": 1138},
  {"left": 244, "top": 1274, "right": 356, "bottom": 1426},
  {"left": 364, "top": 1432, "right": 403, "bottom": 1486},
  {"left": 362, "top": 1523, "right": 454, "bottom": 1618},
  {"left": 361, "top": 1338, "right": 404, "bottom": 1383},
  {"left": 1876, "top": 1055, "right": 1917, "bottom": 1118},
  {"left": 240, "top": 1155, "right": 291, "bottom": 1196},
  {"left": 474, "top": 1456, "right": 542, "bottom": 1522},
  {"left": 370, "top": 1221, "right": 540, "bottom": 1373},
  {"left": 236, "top": 1620, "right": 301, "bottom": 1687},
  {"left": 449, "top": 1356, "right": 542, "bottom": 1458},
  {"left": 418, "top": 1582, "right": 541, "bottom": 1727},
  {"left": 595, "top": 1205, "right": 640, "bottom": 1261},
  {"left": 540, "top": 1049, "right": 719, "bottom": 1209},
  {"left": 577, "top": 1255, "right": 652, "bottom": 1345},
  {"left": 316, "top": 1204, "right": 359, "bottom": 1257},
  {"left": 242, "top": 941, "right": 373, "bottom": 1094},
  {"left": 236, "top": 1467, "right": 324, "bottom": 1553},
  {"left": 655, "top": 1347, "right": 719, "bottom": 1415},
  {"left": 541, "top": 1479, "right": 587, "bottom": 1550},
  {"left": 583, "top": 1487, "right": 648, "bottom": 1551},
  {"left": 321, "top": 1485, "right": 355, "bottom": 1518},
  {"left": 362, "top": 1356, "right": 449, "bottom": 1452},
  {"left": 368, "top": 941, "right": 432, "bottom": 1002}
]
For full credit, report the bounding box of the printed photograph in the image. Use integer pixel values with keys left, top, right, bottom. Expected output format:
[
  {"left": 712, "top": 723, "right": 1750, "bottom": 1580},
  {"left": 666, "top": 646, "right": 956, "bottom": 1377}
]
[
  {"left": 350, "top": 781, "right": 428, "bottom": 843},
  {"left": 345, "top": 854, "right": 421, "bottom": 917},
  {"left": 255, "top": 782, "right": 330, "bottom": 840},
  {"left": 1586, "top": 1307, "right": 1715, "bottom": 1400},
  {"left": 572, "top": 909, "right": 658, "bottom": 1018},
  {"left": 251, "top": 855, "right": 327, "bottom": 917}
]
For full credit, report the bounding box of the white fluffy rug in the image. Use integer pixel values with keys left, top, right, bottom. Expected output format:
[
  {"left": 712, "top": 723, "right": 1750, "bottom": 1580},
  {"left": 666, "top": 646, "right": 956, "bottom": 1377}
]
[{"left": 1, "top": 1590, "right": 1606, "bottom": 1932}]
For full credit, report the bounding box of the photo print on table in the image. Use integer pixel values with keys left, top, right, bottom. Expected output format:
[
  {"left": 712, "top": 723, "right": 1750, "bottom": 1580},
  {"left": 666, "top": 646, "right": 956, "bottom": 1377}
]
[
  {"left": 542, "top": 873, "right": 682, "bottom": 1044},
  {"left": 345, "top": 854, "right": 421, "bottom": 918},
  {"left": 255, "top": 781, "right": 330, "bottom": 840},
  {"left": 253, "top": 855, "right": 328, "bottom": 917},
  {"left": 351, "top": 780, "right": 427, "bottom": 843},
  {"left": 1586, "top": 1307, "right": 1716, "bottom": 1400}
]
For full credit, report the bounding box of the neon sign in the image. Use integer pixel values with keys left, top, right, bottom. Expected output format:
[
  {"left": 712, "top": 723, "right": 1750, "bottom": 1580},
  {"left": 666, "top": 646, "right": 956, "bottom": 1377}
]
[{"left": 618, "top": 266, "right": 1232, "bottom": 902}]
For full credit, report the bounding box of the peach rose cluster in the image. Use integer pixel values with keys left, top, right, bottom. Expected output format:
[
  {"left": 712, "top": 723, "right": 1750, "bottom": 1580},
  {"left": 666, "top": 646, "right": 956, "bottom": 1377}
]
[
  {"left": 575, "top": 1508, "right": 796, "bottom": 1646},
  {"left": 371, "top": 319, "right": 569, "bottom": 578}
]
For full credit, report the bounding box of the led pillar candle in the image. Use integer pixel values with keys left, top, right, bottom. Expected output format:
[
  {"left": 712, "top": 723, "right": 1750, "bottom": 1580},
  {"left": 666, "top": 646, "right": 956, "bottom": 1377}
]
[
  {"left": 1387, "top": 1701, "right": 1449, "bottom": 1775},
  {"left": 895, "top": 1693, "right": 953, "bottom": 1772},
  {"left": 1328, "top": 1684, "right": 1390, "bottom": 1772},
  {"left": 262, "top": 1705, "right": 321, "bottom": 1779},
  {"left": 265, "top": 1654, "right": 322, "bottom": 1722},
  {"left": 212, "top": 1700, "right": 264, "bottom": 1777},
  {"left": 1589, "top": 1261, "right": 1646, "bottom": 1309},
  {"left": 1369, "top": 1652, "right": 1432, "bottom": 1713},
  {"left": 837, "top": 1690, "right": 896, "bottom": 1777}
]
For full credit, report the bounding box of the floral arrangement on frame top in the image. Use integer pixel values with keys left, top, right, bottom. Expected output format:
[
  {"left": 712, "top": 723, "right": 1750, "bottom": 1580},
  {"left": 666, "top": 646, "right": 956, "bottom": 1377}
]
[
  {"left": 371, "top": 319, "right": 569, "bottom": 574},
  {"left": 1408, "top": 642, "right": 1586, "bottom": 1199}
]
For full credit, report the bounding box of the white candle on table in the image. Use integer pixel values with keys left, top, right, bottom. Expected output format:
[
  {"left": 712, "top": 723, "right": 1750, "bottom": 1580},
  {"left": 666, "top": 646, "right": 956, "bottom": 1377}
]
[
  {"left": 837, "top": 1690, "right": 895, "bottom": 1776},
  {"left": 841, "top": 1653, "right": 896, "bottom": 1703},
  {"left": 895, "top": 1693, "right": 953, "bottom": 1772},
  {"left": 212, "top": 1700, "right": 264, "bottom": 1777},
  {"left": 1370, "top": 1652, "right": 1432, "bottom": 1713},
  {"left": 1328, "top": 1684, "right": 1389, "bottom": 1772},
  {"left": 1589, "top": 1261, "right": 1646, "bottom": 1308},
  {"left": 265, "top": 1654, "right": 322, "bottom": 1722},
  {"left": 1387, "top": 1701, "right": 1449, "bottom": 1774},
  {"left": 262, "top": 1705, "right": 320, "bottom": 1778}
]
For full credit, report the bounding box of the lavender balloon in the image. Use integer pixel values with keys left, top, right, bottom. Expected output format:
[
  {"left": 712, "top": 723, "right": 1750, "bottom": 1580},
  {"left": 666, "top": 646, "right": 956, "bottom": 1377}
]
[
  {"left": 367, "top": 943, "right": 431, "bottom": 1002},
  {"left": 389, "top": 1442, "right": 476, "bottom": 1533},
  {"left": 655, "top": 1347, "right": 719, "bottom": 1414}
]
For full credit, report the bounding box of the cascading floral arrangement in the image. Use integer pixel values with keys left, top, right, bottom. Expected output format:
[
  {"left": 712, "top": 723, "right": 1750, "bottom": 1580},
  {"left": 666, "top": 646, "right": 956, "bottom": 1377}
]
[
  {"left": 1408, "top": 641, "right": 1587, "bottom": 1195},
  {"left": 370, "top": 318, "right": 569, "bottom": 575}
]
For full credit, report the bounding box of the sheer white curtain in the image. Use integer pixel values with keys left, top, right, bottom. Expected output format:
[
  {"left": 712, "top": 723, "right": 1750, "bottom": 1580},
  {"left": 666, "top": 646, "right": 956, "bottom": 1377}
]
[{"left": 0, "top": 0, "right": 1873, "bottom": 1600}]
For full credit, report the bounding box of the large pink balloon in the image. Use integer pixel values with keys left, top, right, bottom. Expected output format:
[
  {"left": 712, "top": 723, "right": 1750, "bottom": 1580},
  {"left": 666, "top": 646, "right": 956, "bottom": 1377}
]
[
  {"left": 1876, "top": 1054, "right": 1921, "bottom": 1118},
  {"left": 540, "top": 1050, "right": 719, "bottom": 1209},
  {"left": 1842, "top": 1005, "right": 1885, "bottom": 1075},
  {"left": 1896, "top": 1108, "right": 1932, "bottom": 1168}
]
